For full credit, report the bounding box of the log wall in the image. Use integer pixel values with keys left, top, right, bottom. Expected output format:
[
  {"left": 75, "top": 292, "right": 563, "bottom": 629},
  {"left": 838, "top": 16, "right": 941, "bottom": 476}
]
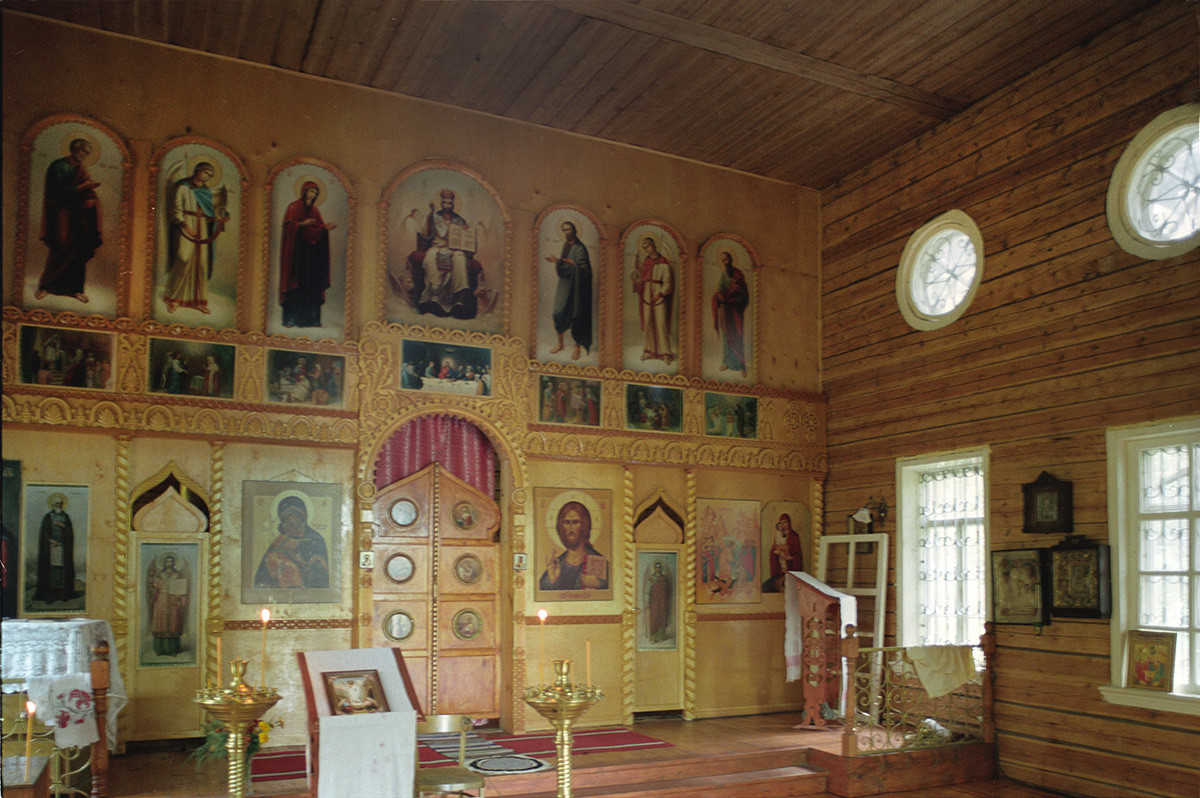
[{"left": 819, "top": 2, "right": 1200, "bottom": 795}]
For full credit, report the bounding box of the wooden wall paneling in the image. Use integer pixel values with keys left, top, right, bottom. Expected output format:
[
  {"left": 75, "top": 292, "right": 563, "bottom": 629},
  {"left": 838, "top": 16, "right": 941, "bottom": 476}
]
[
  {"left": 821, "top": 3, "right": 1188, "bottom": 225},
  {"left": 996, "top": 736, "right": 1200, "bottom": 798},
  {"left": 821, "top": 4, "right": 1200, "bottom": 794},
  {"left": 469, "top": 5, "right": 585, "bottom": 117},
  {"left": 824, "top": 265, "right": 1200, "bottom": 396},
  {"left": 525, "top": 25, "right": 643, "bottom": 129},
  {"left": 572, "top": 33, "right": 678, "bottom": 139},
  {"left": 992, "top": 703, "right": 1200, "bottom": 770},
  {"left": 235, "top": 0, "right": 287, "bottom": 64}
]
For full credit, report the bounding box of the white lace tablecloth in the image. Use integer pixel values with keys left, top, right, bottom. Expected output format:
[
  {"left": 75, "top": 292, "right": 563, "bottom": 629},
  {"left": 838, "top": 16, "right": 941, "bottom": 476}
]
[{"left": 1, "top": 618, "right": 126, "bottom": 750}]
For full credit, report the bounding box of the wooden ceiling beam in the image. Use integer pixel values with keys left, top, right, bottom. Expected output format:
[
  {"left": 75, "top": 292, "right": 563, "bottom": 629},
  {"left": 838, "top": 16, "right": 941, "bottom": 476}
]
[{"left": 549, "top": 0, "right": 968, "bottom": 119}]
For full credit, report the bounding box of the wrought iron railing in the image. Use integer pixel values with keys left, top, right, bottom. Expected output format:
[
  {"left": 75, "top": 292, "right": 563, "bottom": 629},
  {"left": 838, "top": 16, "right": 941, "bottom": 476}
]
[
  {"left": 839, "top": 629, "right": 994, "bottom": 756},
  {"left": 2, "top": 684, "right": 93, "bottom": 796}
]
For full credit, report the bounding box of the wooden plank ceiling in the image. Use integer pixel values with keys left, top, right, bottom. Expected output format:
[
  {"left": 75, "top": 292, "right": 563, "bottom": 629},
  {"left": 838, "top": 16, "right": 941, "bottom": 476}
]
[{"left": 5, "top": 0, "right": 1160, "bottom": 189}]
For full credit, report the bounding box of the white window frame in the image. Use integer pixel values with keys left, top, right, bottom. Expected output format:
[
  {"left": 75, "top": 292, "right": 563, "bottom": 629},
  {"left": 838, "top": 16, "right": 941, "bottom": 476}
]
[
  {"left": 1105, "top": 104, "right": 1200, "bottom": 260},
  {"left": 1100, "top": 417, "right": 1200, "bottom": 716},
  {"left": 895, "top": 210, "right": 985, "bottom": 331},
  {"left": 896, "top": 447, "right": 990, "bottom": 647}
]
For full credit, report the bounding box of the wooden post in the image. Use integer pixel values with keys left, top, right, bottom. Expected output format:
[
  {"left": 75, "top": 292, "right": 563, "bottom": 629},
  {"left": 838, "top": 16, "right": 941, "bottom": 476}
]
[
  {"left": 981, "top": 622, "right": 996, "bottom": 745},
  {"left": 840, "top": 624, "right": 859, "bottom": 757},
  {"left": 89, "top": 641, "right": 110, "bottom": 798}
]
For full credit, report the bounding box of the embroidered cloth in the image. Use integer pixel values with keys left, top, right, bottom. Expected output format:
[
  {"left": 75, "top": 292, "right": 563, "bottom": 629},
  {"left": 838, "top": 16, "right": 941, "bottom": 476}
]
[{"left": 1, "top": 618, "right": 126, "bottom": 750}]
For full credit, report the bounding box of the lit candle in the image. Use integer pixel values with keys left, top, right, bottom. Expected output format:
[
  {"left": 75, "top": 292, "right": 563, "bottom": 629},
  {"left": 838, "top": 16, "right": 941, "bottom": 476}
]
[
  {"left": 24, "top": 701, "right": 36, "bottom": 780},
  {"left": 586, "top": 640, "right": 592, "bottom": 685},
  {"left": 260, "top": 608, "right": 271, "bottom": 690},
  {"left": 537, "top": 609, "right": 548, "bottom": 685}
]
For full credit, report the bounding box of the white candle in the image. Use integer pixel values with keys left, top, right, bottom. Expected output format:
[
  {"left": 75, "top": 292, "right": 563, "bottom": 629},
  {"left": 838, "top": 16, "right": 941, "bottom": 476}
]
[
  {"left": 586, "top": 640, "right": 592, "bottom": 685},
  {"left": 537, "top": 609, "right": 548, "bottom": 685},
  {"left": 260, "top": 608, "right": 271, "bottom": 690},
  {"left": 216, "top": 636, "right": 223, "bottom": 685}
]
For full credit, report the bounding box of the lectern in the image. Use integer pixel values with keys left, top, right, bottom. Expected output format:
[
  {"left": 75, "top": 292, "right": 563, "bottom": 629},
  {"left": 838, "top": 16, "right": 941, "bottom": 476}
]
[{"left": 785, "top": 571, "right": 857, "bottom": 727}]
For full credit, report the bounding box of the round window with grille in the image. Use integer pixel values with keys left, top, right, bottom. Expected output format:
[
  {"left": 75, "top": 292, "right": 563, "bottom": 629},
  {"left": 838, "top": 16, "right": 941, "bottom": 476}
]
[
  {"left": 1107, "top": 104, "right": 1200, "bottom": 260},
  {"left": 896, "top": 210, "right": 984, "bottom": 330}
]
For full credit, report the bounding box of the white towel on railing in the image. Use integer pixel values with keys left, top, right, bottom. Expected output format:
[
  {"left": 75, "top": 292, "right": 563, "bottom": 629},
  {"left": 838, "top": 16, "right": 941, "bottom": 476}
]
[
  {"left": 26, "top": 673, "right": 99, "bottom": 749},
  {"left": 906, "top": 645, "right": 977, "bottom": 698}
]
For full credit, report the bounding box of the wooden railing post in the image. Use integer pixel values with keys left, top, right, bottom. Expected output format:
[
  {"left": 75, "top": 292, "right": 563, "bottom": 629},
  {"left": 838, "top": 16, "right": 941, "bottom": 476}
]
[
  {"left": 89, "top": 641, "right": 110, "bottom": 798},
  {"left": 981, "top": 622, "right": 996, "bottom": 745},
  {"left": 840, "top": 624, "right": 859, "bottom": 757}
]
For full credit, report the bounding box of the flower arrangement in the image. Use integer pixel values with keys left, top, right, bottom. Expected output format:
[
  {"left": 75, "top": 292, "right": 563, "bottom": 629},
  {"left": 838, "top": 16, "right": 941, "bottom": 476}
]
[{"left": 191, "top": 717, "right": 283, "bottom": 772}]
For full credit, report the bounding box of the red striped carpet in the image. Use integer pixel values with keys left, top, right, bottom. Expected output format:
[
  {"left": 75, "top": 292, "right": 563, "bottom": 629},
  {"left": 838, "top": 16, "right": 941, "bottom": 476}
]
[
  {"left": 249, "top": 727, "right": 672, "bottom": 783},
  {"left": 482, "top": 727, "right": 673, "bottom": 758}
]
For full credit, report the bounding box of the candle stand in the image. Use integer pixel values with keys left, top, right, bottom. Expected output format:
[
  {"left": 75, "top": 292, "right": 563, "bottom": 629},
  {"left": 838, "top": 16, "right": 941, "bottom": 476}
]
[
  {"left": 193, "top": 659, "right": 281, "bottom": 798},
  {"left": 522, "top": 659, "right": 602, "bottom": 798}
]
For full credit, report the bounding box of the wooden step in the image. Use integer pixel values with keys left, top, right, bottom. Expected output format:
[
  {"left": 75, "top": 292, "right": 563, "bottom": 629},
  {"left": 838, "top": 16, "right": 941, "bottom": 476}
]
[
  {"left": 483, "top": 749, "right": 828, "bottom": 797},
  {"left": 513, "top": 766, "right": 826, "bottom": 798}
]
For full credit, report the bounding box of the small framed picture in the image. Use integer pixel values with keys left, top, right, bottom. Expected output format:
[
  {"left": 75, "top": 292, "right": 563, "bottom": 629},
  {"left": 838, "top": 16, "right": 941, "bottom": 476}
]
[
  {"left": 990, "top": 548, "right": 1049, "bottom": 625},
  {"left": 19, "top": 324, "right": 116, "bottom": 391},
  {"left": 381, "top": 610, "right": 415, "bottom": 643},
  {"left": 265, "top": 349, "right": 346, "bottom": 407},
  {"left": 704, "top": 392, "right": 757, "bottom": 439},
  {"left": 400, "top": 339, "right": 491, "bottom": 396},
  {"left": 539, "top": 375, "right": 601, "bottom": 426},
  {"left": 148, "top": 337, "right": 236, "bottom": 399},
  {"left": 624, "top": 384, "right": 682, "bottom": 433},
  {"left": 1022, "top": 471, "right": 1072, "bottom": 535},
  {"left": 323, "top": 669, "right": 390, "bottom": 715},
  {"left": 1126, "top": 630, "right": 1176, "bottom": 692}
]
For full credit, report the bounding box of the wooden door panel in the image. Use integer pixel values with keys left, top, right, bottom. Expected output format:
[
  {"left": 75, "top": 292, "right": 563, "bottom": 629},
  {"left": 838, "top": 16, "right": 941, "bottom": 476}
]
[
  {"left": 438, "top": 600, "right": 497, "bottom": 650},
  {"left": 404, "top": 654, "right": 431, "bottom": 716},
  {"left": 437, "top": 655, "right": 497, "bottom": 716},
  {"left": 373, "top": 472, "right": 433, "bottom": 539},
  {"left": 372, "top": 600, "right": 428, "bottom": 650},
  {"left": 373, "top": 462, "right": 501, "bottom": 717},
  {"left": 373, "top": 543, "right": 429, "bottom": 594},
  {"left": 439, "top": 469, "right": 500, "bottom": 540},
  {"left": 438, "top": 545, "right": 497, "bottom": 595}
]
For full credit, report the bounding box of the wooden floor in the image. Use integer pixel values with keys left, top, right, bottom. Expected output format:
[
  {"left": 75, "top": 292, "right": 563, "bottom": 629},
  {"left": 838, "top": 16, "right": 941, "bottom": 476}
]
[{"left": 108, "top": 712, "right": 1065, "bottom": 798}]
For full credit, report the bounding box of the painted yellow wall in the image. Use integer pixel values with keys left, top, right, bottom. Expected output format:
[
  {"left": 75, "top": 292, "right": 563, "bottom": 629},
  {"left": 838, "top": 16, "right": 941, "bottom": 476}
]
[
  {"left": 1, "top": 13, "right": 821, "bottom": 395},
  {"left": 2, "top": 12, "right": 824, "bottom": 746}
]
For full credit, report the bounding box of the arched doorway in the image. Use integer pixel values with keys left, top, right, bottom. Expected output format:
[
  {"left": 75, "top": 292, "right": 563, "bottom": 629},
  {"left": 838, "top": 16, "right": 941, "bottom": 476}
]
[{"left": 367, "top": 415, "right": 508, "bottom": 719}]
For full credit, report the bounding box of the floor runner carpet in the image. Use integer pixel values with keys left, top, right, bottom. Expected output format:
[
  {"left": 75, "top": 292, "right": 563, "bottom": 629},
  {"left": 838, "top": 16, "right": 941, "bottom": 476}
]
[
  {"left": 482, "top": 727, "right": 674, "bottom": 758},
  {"left": 250, "top": 726, "right": 671, "bottom": 783},
  {"left": 249, "top": 744, "right": 456, "bottom": 782}
]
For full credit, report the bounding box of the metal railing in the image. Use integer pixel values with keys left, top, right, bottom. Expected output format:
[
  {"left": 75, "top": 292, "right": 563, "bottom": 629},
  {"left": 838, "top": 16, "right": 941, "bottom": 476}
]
[
  {"left": 840, "top": 637, "right": 992, "bottom": 756},
  {"left": 2, "top": 685, "right": 93, "bottom": 796}
]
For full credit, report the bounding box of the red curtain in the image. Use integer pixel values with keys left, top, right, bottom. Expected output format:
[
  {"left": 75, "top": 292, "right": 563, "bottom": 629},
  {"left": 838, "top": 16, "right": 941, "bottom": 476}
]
[{"left": 373, "top": 415, "right": 495, "bottom": 497}]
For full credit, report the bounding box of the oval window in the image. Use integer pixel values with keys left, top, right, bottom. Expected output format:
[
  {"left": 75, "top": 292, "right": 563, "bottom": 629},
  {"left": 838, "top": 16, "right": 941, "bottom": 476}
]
[
  {"left": 897, "top": 210, "right": 984, "bottom": 331},
  {"left": 1106, "top": 104, "right": 1200, "bottom": 259}
]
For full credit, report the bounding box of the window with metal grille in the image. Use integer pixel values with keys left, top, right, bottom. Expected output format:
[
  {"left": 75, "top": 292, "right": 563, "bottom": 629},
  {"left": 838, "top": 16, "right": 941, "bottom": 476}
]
[
  {"left": 1102, "top": 419, "right": 1200, "bottom": 715},
  {"left": 897, "top": 450, "right": 989, "bottom": 647}
]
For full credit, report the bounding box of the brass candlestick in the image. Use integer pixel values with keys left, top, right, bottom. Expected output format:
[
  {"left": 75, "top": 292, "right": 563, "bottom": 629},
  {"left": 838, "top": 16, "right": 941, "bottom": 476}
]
[
  {"left": 523, "top": 659, "right": 602, "bottom": 798},
  {"left": 193, "top": 659, "right": 281, "bottom": 798}
]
